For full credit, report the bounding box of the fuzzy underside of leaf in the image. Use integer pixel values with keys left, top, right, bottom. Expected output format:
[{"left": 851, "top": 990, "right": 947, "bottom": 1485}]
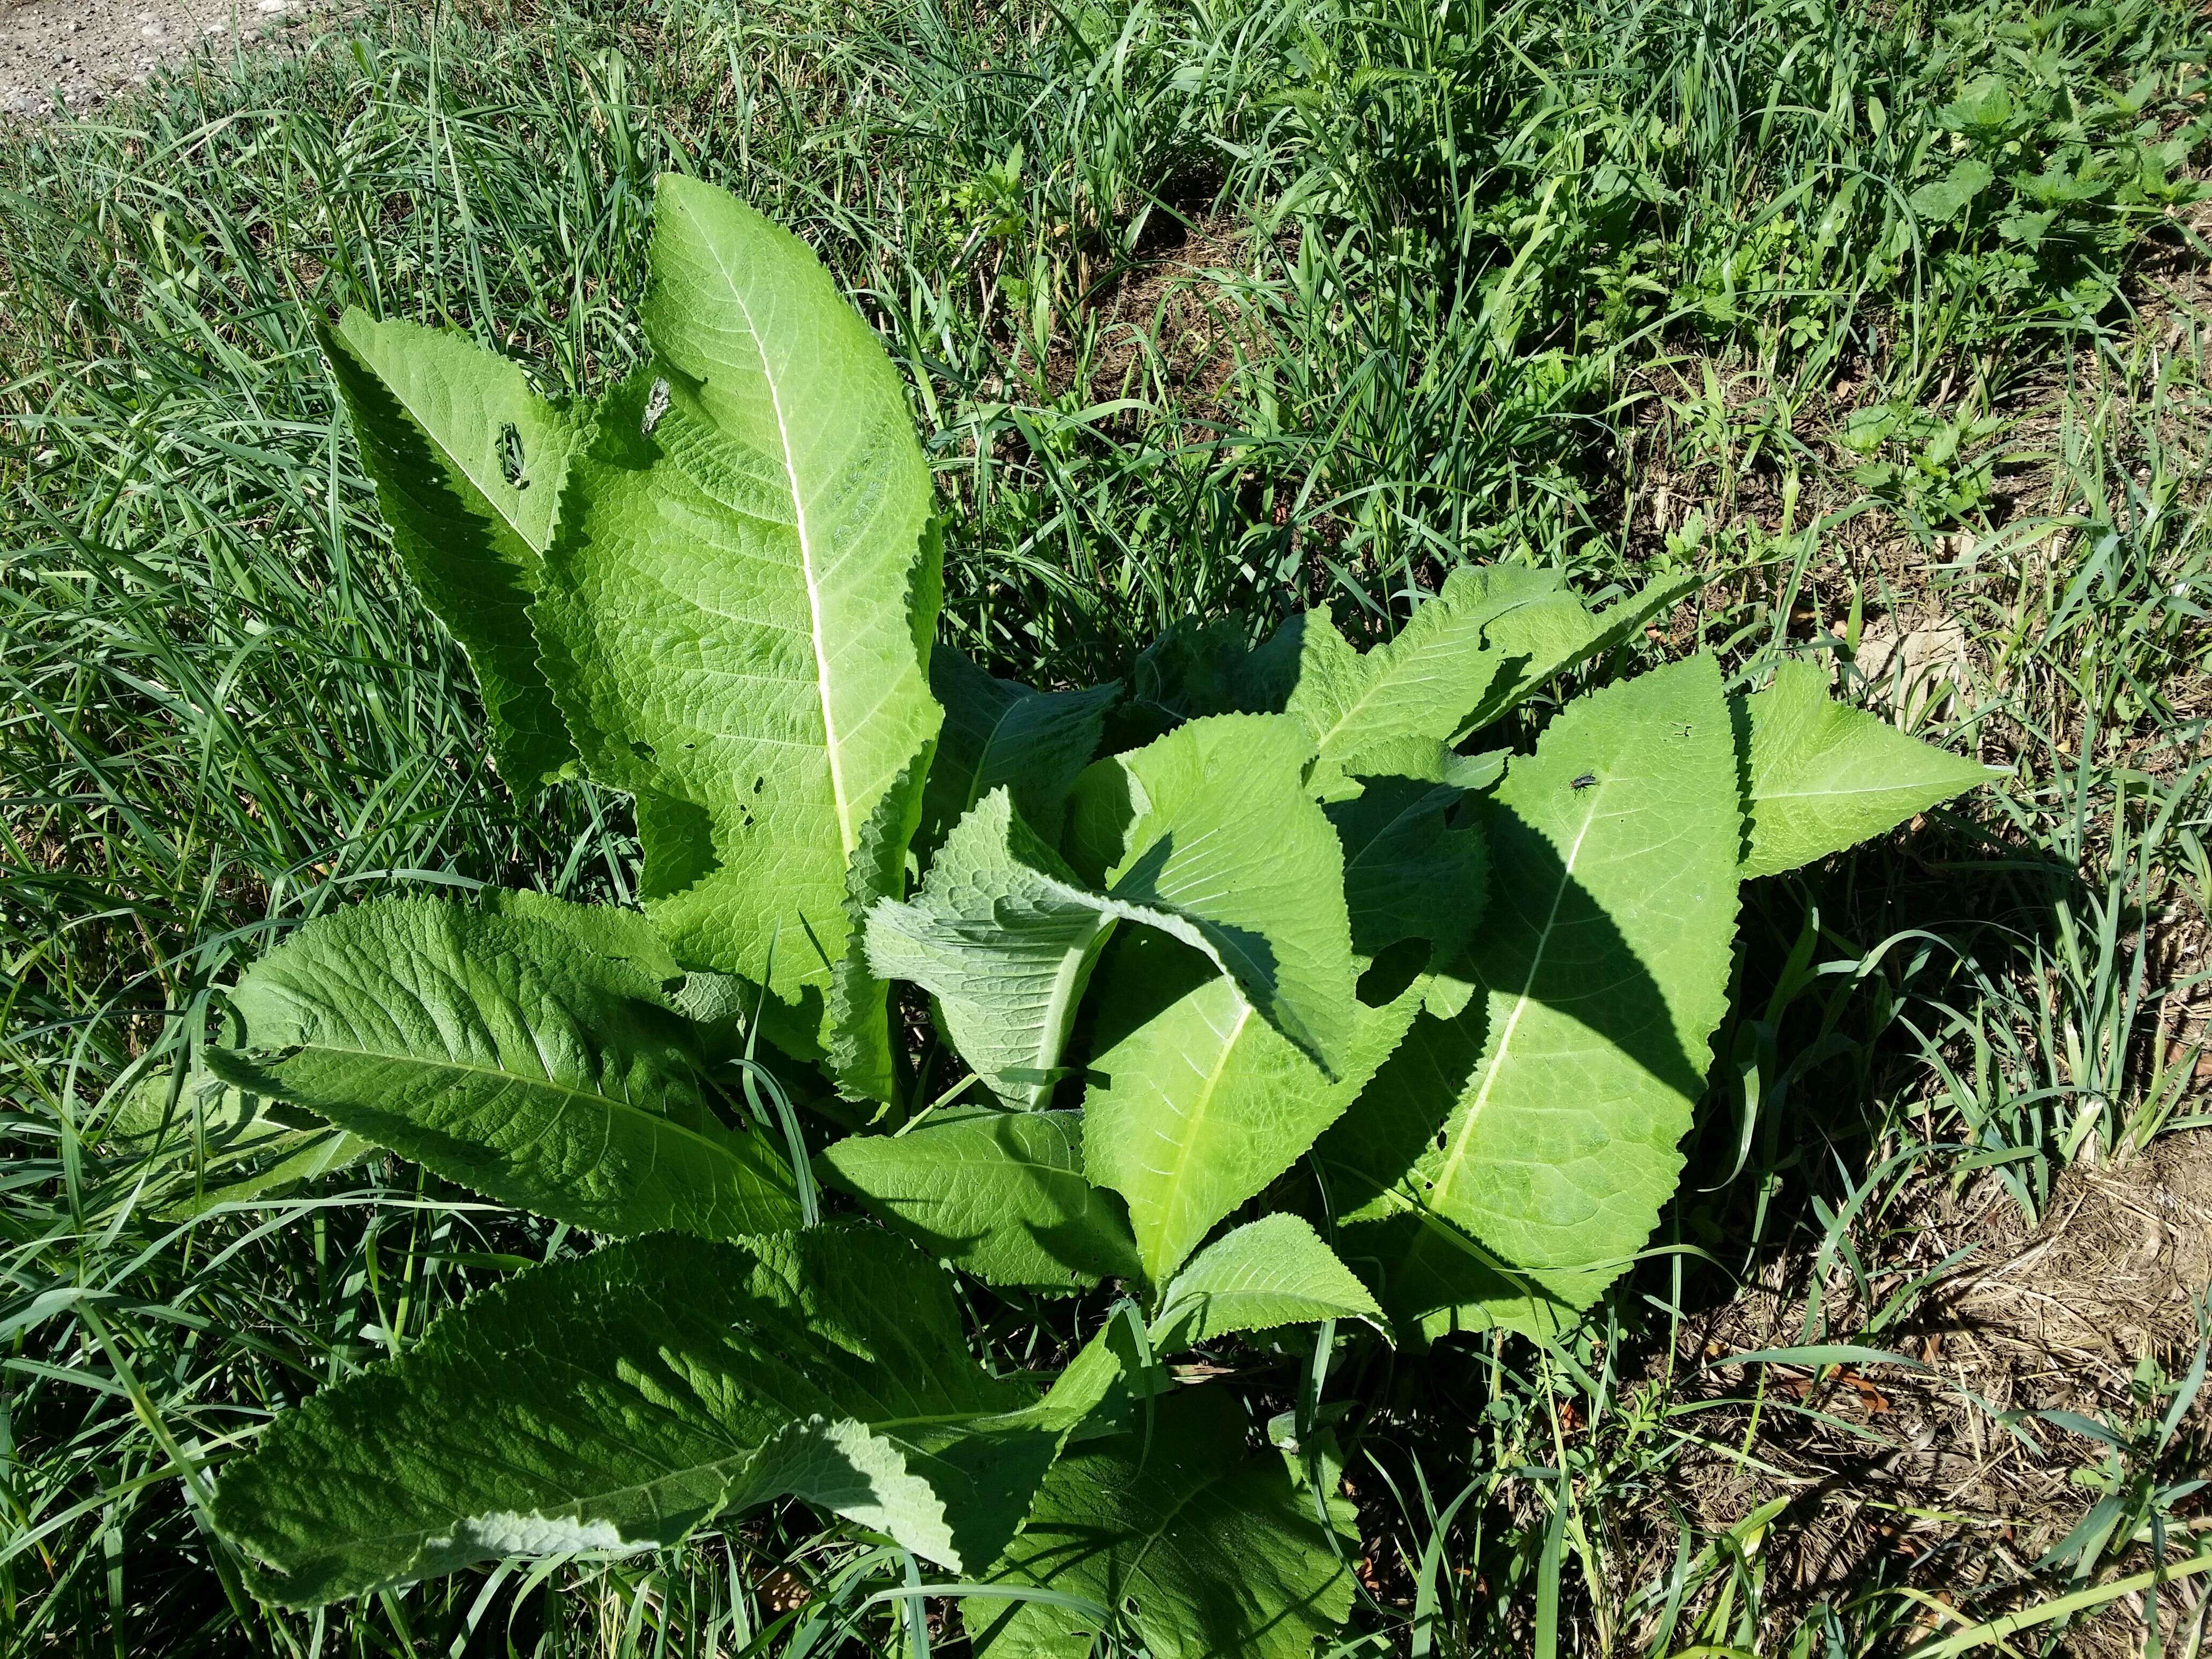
[{"left": 214, "top": 1228, "right": 1091, "bottom": 1606}]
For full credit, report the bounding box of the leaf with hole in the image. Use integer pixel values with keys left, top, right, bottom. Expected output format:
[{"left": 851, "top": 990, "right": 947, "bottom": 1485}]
[
  {"left": 324, "top": 311, "right": 584, "bottom": 790},
  {"left": 529, "top": 175, "right": 942, "bottom": 1049}
]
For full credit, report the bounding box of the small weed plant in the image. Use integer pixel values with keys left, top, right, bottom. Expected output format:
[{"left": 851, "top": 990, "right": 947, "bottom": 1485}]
[{"left": 188, "top": 177, "right": 1993, "bottom": 1650}]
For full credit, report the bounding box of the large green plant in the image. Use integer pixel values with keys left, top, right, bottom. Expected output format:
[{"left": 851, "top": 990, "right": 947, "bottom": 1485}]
[{"left": 196, "top": 175, "right": 1990, "bottom": 1646}]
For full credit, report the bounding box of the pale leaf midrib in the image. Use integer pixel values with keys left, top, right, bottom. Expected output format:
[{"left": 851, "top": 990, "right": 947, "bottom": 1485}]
[
  {"left": 1024, "top": 913, "right": 1112, "bottom": 1105},
  {"left": 688, "top": 214, "right": 858, "bottom": 859},
  {"left": 1139, "top": 998, "right": 1256, "bottom": 1281},
  {"left": 1424, "top": 787, "right": 1604, "bottom": 1222},
  {"left": 1754, "top": 776, "right": 1967, "bottom": 804}
]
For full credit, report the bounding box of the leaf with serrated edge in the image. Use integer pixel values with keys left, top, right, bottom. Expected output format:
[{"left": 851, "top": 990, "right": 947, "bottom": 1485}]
[
  {"left": 207, "top": 897, "right": 798, "bottom": 1240},
  {"left": 212, "top": 1228, "right": 1093, "bottom": 1606},
  {"left": 324, "top": 312, "right": 582, "bottom": 789},
  {"left": 1239, "top": 565, "right": 1694, "bottom": 794},
  {"left": 1451, "top": 567, "right": 1698, "bottom": 739},
  {"left": 1083, "top": 929, "right": 1427, "bottom": 1286},
  {"left": 921, "top": 645, "right": 1118, "bottom": 852},
  {"left": 1078, "top": 762, "right": 1477, "bottom": 1287},
  {"left": 866, "top": 790, "right": 1116, "bottom": 1110},
  {"left": 963, "top": 1388, "right": 1355, "bottom": 1659},
  {"left": 1326, "top": 655, "right": 1738, "bottom": 1337},
  {"left": 871, "top": 788, "right": 1351, "bottom": 1111},
  {"left": 1065, "top": 714, "right": 1355, "bottom": 1075},
  {"left": 828, "top": 739, "right": 935, "bottom": 1100},
  {"left": 1737, "top": 659, "right": 1991, "bottom": 879},
  {"left": 822, "top": 1108, "right": 1143, "bottom": 1291},
  {"left": 1150, "top": 1215, "right": 1382, "bottom": 1351},
  {"left": 1250, "top": 584, "right": 1508, "bottom": 798},
  {"left": 477, "top": 890, "right": 684, "bottom": 983},
  {"left": 530, "top": 175, "right": 940, "bottom": 1039}
]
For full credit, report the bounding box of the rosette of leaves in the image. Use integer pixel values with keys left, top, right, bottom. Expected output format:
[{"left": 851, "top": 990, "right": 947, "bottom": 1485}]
[{"left": 198, "top": 176, "right": 1993, "bottom": 1648}]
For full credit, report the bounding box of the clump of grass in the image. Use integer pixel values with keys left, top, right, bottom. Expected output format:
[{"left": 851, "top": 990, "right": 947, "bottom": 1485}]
[{"left": 5, "top": 0, "right": 2211, "bottom": 1653}]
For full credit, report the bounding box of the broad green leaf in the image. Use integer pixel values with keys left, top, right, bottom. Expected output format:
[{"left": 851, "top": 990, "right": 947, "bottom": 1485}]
[
  {"left": 213, "top": 1227, "right": 1089, "bottom": 1605},
  {"left": 872, "top": 788, "right": 1354, "bottom": 1111},
  {"left": 530, "top": 174, "right": 941, "bottom": 1036},
  {"left": 1328, "top": 776, "right": 1488, "bottom": 962},
  {"left": 160, "top": 1130, "right": 373, "bottom": 1220},
  {"left": 821, "top": 1108, "right": 1143, "bottom": 1291},
  {"left": 474, "top": 896, "right": 828, "bottom": 1081},
  {"left": 1245, "top": 580, "right": 1510, "bottom": 798},
  {"left": 1236, "top": 566, "right": 1695, "bottom": 795},
  {"left": 1311, "top": 1011, "right": 1579, "bottom": 1338},
  {"left": 207, "top": 897, "right": 799, "bottom": 1240},
  {"left": 1325, "top": 655, "right": 1739, "bottom": 1336},
  {"left": 1432, "top": 565, "right": 1591, "bottom": 737},
  {"left": 862, "top": 796, "right": 1106, "bottom": 1119},
  {"left": 1066, "top": 714, "right": 1356, "bottom": 1074},
  {"left": 324, "top": 313, "right": 582, "bottom": 790},
  {"left": 1451, "top": 566, "right": 1698, "bottom": 738},
  {"left": 108, "top": 1068, "right": 308, "bottom": 1154},
  {"left": 1909, "top": 157, "right": 1996, "bottom": 222},
  {"left": 921, "top": 645, "right": 1118, "bottom": 851},
  {"left": 866, "top": 790, "right": 1116, "bottom": 1108},
  {"left": 963, "top": 1388, "right": 1356, "bottom": 1659},
  {"left": 674, "top": 967, "right": 826, "bottom": 1068},
  {"left": 1083, "top": 930, "right": 1428, "bottom": 1286},
  {"left": 1078, "top": 768, "right": 1477, "bottom": 1286},
  {"left": 1149, "top": 1215, "right": 1382, "bottom": 1351},
  {"left": 1736, "top": 659, "right": 1991, "bottom": 879},
  {"left": 479, "top": 895, "right": 833, "bottom": 1099},
  {"left": 477, "top": 890, "right": 684, "bottom": 983}
]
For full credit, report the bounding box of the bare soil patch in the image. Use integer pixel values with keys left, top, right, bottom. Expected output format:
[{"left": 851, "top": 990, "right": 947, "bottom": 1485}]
[
  {"left": 0, "top": 0, "right": 327, "bottom": 117},
  {"left": 1642, "top": 1129, "right": 2212, "bottom": 1652},
  {"left": 1051, "top": 214, "right": 1265, "bottom": 416}
]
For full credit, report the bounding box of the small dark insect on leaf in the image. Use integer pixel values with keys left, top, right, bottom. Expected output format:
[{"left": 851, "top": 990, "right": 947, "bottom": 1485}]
[{"left": 1571, "top": 772, "right": 1597, "bottom": 790}]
